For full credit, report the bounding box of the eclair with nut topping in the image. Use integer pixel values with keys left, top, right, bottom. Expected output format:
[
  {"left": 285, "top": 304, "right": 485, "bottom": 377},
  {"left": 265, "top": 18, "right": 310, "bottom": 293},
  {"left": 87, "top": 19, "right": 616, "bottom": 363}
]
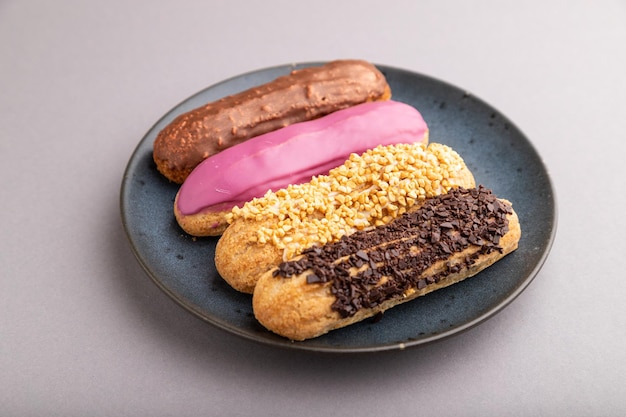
[
  {"left": 154, "top": 60, "right": 391, "bottom": 183},
  {"left": 215, "top": 142, "right": 475, "bottom": 293},
  {"left": 253, "top": 186, "right": 521, "bottom": 341}
]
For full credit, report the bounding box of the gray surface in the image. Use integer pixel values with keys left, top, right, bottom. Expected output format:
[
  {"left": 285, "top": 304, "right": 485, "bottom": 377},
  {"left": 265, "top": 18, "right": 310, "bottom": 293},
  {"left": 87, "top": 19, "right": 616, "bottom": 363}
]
[{"left": 1, "top": 0, "right": 625, "bottom": 415}]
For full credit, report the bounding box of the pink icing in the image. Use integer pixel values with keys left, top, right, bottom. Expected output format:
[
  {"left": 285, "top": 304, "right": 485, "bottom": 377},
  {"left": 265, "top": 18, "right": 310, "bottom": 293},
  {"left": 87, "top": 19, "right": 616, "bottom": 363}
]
[{"left": 176, "top": 100, "right": 428, "bottom": 215}]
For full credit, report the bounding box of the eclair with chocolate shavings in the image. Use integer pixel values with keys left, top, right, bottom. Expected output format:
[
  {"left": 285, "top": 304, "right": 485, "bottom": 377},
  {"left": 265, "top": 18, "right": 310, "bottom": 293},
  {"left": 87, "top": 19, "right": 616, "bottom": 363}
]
[{"left": 253, "top": 186, "right": 521, "bottom": 341}]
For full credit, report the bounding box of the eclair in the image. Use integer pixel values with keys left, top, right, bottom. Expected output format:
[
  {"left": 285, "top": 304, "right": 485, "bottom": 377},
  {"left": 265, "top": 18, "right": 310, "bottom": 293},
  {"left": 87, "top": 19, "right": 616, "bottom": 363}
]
[
  {"left": 253, "top": 186, "right": 521, "bottom": 341},
  {"left": 175, "top": 101, "right": 429, "bottom": 237},
  {"left": 154, "top": 60, "right": 391, "bottom": 183},
  {"left": 215, "top": 142, "right": 476, "bottom": 294}
]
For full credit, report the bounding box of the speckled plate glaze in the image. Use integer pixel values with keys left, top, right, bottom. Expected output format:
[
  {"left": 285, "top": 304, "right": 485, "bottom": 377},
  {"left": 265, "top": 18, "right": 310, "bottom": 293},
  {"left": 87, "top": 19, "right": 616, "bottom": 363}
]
[{"left": 120, "top": 63, "right": 556, "bottom": 353}]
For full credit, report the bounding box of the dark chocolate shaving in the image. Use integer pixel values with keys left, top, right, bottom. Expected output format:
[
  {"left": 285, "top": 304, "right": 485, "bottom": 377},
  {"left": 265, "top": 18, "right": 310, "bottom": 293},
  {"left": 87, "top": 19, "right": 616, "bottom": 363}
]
[{"left": 274, "top": 186, "right": 512, "bottom": 318}]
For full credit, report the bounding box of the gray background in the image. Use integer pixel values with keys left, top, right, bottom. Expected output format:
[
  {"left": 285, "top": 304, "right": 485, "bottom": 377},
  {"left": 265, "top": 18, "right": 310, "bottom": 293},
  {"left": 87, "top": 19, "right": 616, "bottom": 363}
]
[{"left": 2, "top": 1, "right": 625, "bottom": 416}]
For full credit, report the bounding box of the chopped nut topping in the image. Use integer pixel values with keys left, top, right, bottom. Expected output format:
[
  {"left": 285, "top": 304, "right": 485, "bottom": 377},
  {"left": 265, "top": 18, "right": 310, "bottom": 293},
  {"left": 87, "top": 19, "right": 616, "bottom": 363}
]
[{"left": 228, "top": 143, "right": 471, "bottom": 259}]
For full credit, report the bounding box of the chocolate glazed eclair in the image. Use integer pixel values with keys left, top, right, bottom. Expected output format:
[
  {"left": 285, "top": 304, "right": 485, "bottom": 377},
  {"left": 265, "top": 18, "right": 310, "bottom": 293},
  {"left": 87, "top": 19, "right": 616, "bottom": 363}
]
[
  {"left": 153, "top": 60, "right": 391, "bottom": 183},
  {"left": 252, "top": 186, "right": 521, "bottom": 341}
]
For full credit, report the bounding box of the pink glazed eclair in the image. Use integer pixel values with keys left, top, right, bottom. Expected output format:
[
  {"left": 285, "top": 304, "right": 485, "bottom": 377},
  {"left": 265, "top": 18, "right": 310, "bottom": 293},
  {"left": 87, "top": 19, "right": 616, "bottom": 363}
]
[{"left": 174, "top": 100, "right": 429, "bottom": 236}]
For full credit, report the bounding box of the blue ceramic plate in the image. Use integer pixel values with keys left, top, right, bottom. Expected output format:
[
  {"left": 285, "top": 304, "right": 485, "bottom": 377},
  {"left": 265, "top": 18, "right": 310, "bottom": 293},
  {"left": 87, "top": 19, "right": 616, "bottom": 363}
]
[{"left": 120, "top": 63, "right": 556, "bottom": 353}]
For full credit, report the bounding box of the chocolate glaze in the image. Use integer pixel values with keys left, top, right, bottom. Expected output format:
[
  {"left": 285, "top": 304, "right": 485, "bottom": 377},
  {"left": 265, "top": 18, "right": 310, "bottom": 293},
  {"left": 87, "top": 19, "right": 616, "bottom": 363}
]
[
  {"left": 274, "top": 186, "right": 513, "bottom": 318},
  {"left": 153, "top": 60, "right": 390, "bottom": 179}
]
